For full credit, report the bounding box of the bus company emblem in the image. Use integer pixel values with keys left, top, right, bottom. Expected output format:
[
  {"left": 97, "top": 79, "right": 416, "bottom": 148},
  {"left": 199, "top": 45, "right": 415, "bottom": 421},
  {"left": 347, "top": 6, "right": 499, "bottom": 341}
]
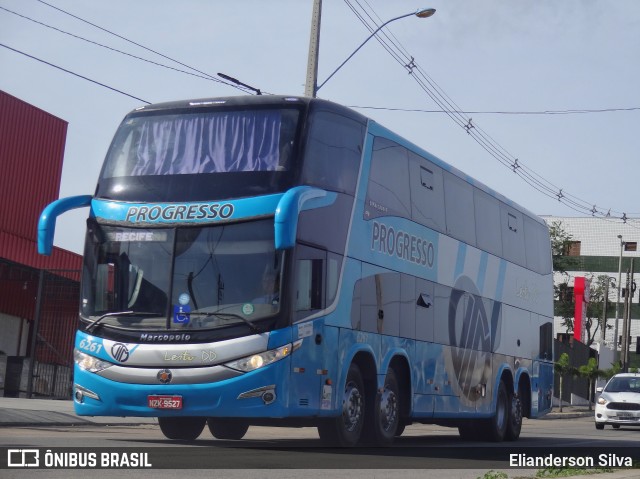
[
  {"left": 448, "top": 276, "right": 500, "bottom": 402},
  {"left": 139, "top": 333, "right": 192, "bottom": 342},
  {"left": 124, "top": 202, "right": 234, "bottom": 224},
  {"left": 157, "top": 369, "right": 173, "bottom": 384},
  {"left": 111, "top": 343, "right": 130, "bottom": 363}
]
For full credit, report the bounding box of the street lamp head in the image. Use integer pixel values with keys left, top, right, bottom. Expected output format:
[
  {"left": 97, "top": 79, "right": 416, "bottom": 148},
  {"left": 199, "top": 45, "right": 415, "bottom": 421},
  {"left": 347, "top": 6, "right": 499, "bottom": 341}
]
[
  {"left": 314, "top": 6, "right": 436, "bottom": 95},
  {"left": 618, "top": 234, "right": 622, "bottom": 239},
  {"left": 415, "top": 8, "right": 436, "bottom": 18}
]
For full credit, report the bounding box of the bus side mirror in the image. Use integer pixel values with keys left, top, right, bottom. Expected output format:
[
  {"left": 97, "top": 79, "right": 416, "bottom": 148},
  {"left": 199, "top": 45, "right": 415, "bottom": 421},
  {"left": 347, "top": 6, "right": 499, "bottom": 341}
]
[
  {"left": 274, "top": 186, "right": 336, "bottom": 250},
  {"left": 38, "top": 195, "right": 92, "bottom": 255}
]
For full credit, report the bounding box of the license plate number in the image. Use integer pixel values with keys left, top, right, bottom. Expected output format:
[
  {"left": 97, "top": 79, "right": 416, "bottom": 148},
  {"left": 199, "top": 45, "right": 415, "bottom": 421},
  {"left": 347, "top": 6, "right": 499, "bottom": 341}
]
[{"left": 148, "top": 395, "right": 182, "bottom": 409}]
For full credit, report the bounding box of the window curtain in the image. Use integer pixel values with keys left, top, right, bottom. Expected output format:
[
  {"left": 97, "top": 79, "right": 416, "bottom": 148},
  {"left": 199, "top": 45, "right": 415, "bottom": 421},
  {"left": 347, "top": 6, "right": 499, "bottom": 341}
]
[{"left": 130, "top": 110, "right": 281, "bottom": 175}]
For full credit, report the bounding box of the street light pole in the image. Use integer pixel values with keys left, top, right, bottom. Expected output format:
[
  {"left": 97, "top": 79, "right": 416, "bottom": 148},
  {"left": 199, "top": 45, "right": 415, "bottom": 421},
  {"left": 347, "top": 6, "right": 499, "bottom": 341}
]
[
  {"left": 613, "top": 235, "right": 624, "bottom": 360},
  {"left": 600, "top": 277, "right": 614, "bottom": 345},
  {"left": 314, "top": 7, "right": 436, "bottom": 95}
]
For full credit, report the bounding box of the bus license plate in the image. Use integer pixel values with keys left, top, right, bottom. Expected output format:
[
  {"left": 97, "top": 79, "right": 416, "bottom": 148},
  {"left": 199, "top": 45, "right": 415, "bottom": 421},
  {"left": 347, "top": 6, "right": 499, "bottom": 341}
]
[{"left": 148, "top": 395, "right": 182, "bottom": 409}]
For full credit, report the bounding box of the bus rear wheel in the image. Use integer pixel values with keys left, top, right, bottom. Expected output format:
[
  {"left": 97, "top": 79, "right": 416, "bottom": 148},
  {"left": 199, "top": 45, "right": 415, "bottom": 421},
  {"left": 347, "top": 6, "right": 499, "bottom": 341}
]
[
  {"left": 505, "top": 389, "right": 523, "bottom": 441},
  {"left": 158, "top": 416, "right": 206, "bottom": 440},
  {"left": 317, "top": 363, "right": 365, "bottom": 447},
  {"left": 207, "top": 418, "right": 249, "bottom": 440},
  {"left": 483, "top": 380, "right": 509, "bottom": 442},
  {"left": 373, "top": 367, "right": 400, "bottom": 445}
]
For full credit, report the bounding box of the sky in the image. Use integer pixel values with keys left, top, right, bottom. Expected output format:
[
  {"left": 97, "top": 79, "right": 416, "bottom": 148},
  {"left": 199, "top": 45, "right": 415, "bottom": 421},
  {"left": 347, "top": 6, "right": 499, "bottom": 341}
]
[{"left": 1, "top": 0, "right": 639, "bottom": 255}]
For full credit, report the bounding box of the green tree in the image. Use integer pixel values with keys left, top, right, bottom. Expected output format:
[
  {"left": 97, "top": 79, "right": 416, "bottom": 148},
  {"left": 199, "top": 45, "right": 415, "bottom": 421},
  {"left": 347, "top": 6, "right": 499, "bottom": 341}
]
[
  {"left": 577, "top": 357, "right": 606, "bottom": 411},
  {"left": 603, "top": 361, "right": 622, "bottom": 379},
  {"left": 548, "top": 220, "right": 579, "bottom": 273},
  {"left": 554, "top": 353, "right": 576, "bottom": 412}
]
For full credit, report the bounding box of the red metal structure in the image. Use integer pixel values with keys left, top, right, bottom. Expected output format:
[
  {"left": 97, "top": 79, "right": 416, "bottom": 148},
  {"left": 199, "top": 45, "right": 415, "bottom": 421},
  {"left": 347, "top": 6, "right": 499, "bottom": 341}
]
[{"left": 0, "top": 90, "right": 81, "bottom": 397}]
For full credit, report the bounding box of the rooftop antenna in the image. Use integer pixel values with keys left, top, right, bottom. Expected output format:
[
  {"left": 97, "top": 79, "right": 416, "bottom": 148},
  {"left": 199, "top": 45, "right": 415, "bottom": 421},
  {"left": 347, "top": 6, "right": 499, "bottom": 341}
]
[{"left": 217, "top": 73, "right": 262, "bottom": 95}]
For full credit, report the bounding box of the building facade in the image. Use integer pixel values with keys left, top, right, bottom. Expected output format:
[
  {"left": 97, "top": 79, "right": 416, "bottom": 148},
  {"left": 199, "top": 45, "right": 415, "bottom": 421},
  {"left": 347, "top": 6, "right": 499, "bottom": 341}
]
[
  {"left": 0, "top": 91, "right": 81, "bottom": 397},
  {"left": 542, "top": 216, "right": 640, "bottom": 356}
]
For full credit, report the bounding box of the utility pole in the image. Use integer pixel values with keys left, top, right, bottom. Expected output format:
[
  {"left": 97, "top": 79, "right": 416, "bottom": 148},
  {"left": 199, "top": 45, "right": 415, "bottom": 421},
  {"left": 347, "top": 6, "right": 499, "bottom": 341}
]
[
  {"left": 613, "top": 235, "right": 624, "bottom": 360},
  {"left": 621, "top": 268, "right": 630, "bottom": 371},
  {"left": 621, "top": 259, "right": 634, "bottom": 372},
  {"left": 305, "top": 0, "right": 322, "bottom": 97},
  {"left": 600, "top": 278, "right": 611, "bottom": 344}
]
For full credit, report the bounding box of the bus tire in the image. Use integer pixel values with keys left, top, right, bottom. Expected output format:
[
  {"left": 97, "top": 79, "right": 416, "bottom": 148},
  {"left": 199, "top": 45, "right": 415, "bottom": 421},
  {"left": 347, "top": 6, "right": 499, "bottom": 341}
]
[
  {"left": 207, "top": 418, "right": 249, "bottom": 440},
  {"left": 484, "top": 380, "right": 508, "bottom": 442},
  {"left": 505, "top": 388, "right": 523, "bottom": 441},
  {"left": 317, "top": 363, "right": 365, "bottom": 447},
  {"left": 158, "top": 416, "right": 206, "bottom": 440},
  {"left": 373, "top": 367, "right": 400, "bottom": 445}
]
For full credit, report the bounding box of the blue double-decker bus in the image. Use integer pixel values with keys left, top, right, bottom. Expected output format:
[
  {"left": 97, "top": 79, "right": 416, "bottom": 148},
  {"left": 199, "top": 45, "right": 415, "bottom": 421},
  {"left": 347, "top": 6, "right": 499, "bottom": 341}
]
[{"left": 38, "top": 95, "right": 553, "bottom": 445}]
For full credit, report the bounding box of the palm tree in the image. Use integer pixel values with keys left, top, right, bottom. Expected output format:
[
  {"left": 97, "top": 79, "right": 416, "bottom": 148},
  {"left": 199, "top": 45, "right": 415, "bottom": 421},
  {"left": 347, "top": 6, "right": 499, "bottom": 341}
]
[
  {"left": 554, "top": 353, "right": 575, "bottom": 412},
  {"left": 578, "top": 358, "right": 606, "bottom": 411}
]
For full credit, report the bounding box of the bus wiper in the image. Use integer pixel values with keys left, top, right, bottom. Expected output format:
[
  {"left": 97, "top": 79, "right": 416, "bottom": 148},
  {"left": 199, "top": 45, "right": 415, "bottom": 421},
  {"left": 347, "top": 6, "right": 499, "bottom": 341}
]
[
  {"left": 85, "top": 311, "right": 159, "bottom": 333},
  {"left": 190, "top": 311, "right": 261, "bottom": 334}
]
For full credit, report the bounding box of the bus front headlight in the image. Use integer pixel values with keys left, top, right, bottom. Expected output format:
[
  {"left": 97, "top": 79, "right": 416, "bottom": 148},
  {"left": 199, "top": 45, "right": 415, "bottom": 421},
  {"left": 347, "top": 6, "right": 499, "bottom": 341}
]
[
  {"left": 224, "top": 340, "right": 302, "bottom": 373},
  {"left": 74, "top": 349, "right": 114, "bottom": 373}
]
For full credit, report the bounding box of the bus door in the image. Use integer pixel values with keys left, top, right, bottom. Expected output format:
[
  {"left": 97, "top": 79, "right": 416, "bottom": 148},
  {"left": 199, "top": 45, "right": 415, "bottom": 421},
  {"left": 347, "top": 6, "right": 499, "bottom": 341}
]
[{"left": 288, "top": 244, "right": 339, "bottom": 414}]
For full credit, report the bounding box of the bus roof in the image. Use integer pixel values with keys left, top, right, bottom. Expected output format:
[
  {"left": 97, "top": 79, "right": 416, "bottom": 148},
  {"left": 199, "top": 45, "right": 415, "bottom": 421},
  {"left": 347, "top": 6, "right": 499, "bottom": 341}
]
[{"left": 126, "top": 95, "right": 545, "bottom": 227}]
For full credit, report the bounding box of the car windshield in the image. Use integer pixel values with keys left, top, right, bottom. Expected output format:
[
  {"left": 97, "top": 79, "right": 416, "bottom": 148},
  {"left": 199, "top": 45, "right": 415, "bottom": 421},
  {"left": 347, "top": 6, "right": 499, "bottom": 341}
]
[
  {"left": 81, "top": 219, "right": 283, "bottom": 331},
  {"left": 605, "top": 377, "right": 640, "bottom": 393}
]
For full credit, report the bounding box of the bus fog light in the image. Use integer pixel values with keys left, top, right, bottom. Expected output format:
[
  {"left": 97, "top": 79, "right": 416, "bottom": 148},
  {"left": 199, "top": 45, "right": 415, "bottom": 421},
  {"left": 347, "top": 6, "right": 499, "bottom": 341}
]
[
  {"left": 262, "top": 390, "right": 276, "bottom": 404},
  {"left": 74, "top": 384, "right": 101, "bottom": 402}
]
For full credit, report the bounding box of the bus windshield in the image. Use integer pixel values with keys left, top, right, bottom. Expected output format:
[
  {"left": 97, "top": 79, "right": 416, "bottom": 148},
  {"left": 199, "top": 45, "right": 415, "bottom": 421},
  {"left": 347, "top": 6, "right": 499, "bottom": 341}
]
[
  {"left": 100, "top": 108, "right": 300, "bottom": 179},
  {"left": 81, "top": 219, "right": 283, "bottom": 331}
]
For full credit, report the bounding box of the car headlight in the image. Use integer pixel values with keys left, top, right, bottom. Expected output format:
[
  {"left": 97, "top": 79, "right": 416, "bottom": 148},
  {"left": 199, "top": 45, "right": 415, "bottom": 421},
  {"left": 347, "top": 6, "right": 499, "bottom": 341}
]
[
  {"left": 224, "top": 340, "right": 302, "bottom": 373},
  {"left": 597, "top": 397, "right": 607, "bottom": 405},
  {"left": 74, "top": 349, "right": 114, "bottom": 373}
]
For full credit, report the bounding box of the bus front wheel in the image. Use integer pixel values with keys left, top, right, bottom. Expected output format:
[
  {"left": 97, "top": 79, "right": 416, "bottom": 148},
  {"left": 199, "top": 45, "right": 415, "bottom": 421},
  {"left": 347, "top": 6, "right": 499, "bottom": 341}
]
[
  {"left": 318, "top": 363, "right": 365, "bottom": 447},
  {"left": 158, "top": 416, "right": 206, "bottom": 440},
  {"left": 207, "top": 418, "right": 249, "bottom": 440}
]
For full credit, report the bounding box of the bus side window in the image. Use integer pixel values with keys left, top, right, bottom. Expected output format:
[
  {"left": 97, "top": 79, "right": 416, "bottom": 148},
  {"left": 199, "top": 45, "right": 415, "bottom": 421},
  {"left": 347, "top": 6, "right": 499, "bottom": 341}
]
[
  {"left": 474, "top": 188, "right": 502, "bottom": 257},
  {"left": 443, "top": 171, "right": 476, "bottom": 246},
  {"left": 539, "top": 321, "right": 553, "bottom": 360},
  {"left": 301, "top": 110, "right": 365, "bottom": 196},
  {"left": 500, "top": 204, "right": 525, "bottom": 267},
  {"left": 365, "top": 137, "right": 411, "bottom": 220},
  {"left": 408, "top": 151, "right": 445, "bottom": 233},
  {"left": 294, "top": 245, "right": 326, "bottom": 320}
]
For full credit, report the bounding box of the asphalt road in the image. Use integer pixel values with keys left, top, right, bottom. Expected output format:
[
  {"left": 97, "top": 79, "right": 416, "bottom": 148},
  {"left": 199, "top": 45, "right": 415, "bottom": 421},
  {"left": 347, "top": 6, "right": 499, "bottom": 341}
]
[{"left": 1, "top": 416, "right": 639, "bottom": 478}]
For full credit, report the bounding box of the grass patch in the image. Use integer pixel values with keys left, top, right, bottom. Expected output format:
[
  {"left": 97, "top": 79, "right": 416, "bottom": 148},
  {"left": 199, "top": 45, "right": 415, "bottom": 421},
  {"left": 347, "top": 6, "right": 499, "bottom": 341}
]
[{"left": 535, "top": 468, "right": 614, "bottom": 478}]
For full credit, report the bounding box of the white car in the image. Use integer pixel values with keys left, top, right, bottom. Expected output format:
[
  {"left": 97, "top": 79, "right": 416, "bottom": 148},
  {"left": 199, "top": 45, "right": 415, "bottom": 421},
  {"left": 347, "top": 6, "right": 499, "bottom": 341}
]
[{"left": 595, "top": 373, "right": 640, "bottom": 430}]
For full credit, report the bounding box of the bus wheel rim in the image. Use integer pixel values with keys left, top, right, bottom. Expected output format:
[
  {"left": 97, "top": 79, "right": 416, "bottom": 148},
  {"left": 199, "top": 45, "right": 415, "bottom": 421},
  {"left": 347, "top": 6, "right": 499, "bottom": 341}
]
[{"left": 342, "top": 381, "right": 363, "bottom": 432}]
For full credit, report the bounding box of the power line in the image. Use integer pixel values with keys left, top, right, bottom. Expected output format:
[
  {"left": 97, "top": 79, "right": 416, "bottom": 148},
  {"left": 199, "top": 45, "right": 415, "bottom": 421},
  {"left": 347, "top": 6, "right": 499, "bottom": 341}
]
[
  {"left": 0, "top": 5, "right": 225, "bottom": 84},
  {"left": 33, "top": 0, "right": 252, "bottom": 95},
  {"left": 341, "top": 0, "right": 640, "bottom": 226},
  {"left": 348, "top": 105, "right": 640, "bottom": 115},
  {"left": 7, "top": 4, "right": 635, "bottom": 116},
  {"left": 0, "top": 42, "right": 150, "bottom": 104}
]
